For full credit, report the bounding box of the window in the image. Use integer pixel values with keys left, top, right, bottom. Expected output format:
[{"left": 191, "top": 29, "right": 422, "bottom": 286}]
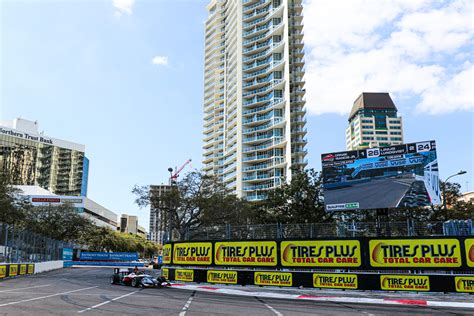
[
  {"left": 273, "top": 35, "right": 282, "bottom": 43},
  {"left": 362, "top": 125, "right": 372, "bottom": 129},
  {"left": 376, "top": 137, "right": 388, "bottom": 140},
  {"left": 391, "top": 137, "right": 402, "bottom": 141},
  {"left": 273, "top": 53, "right": 282, "bottom": 61},
  {"left": 362, "top": 131, "right": 373, "bottom": 135},
  {"left": 376, "top": 131, "right": 387, "bottom": 134},
  {"left": 274, "top": 90, "right": 283, "bottom": 98},
  {"left": 391, "top": 126, "right": 401, "bottom": 129},
  {"left": 390, "top": 131, "right": 402, "bottom": 135},
  {"left": 363, "top": 137, "right": 374, "bottom": 140},
  {"left": 362, "top": 119, "right": 373, "bottom": 123},
  {"left": 273, "top": 71, "right": 282, "bottom": 79},
  {"left": 273, "top": 17, "right": 281, "bottom": 25}
]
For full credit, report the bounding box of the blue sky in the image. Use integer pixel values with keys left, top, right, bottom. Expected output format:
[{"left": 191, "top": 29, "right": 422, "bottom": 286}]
[{"left": 1, "top": 0, "right": 473, "bottom": 229}]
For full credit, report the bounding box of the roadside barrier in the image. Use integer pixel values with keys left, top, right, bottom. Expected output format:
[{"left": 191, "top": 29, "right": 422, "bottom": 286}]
[
  {"left": 0, "top": 263, "right": 35, "bottom": 279},
  {"left": 161, "top": 236, "right": 474, "bottom": 293}
]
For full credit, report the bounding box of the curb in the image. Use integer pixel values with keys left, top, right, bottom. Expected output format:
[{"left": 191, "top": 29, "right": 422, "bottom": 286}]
[{"left": 169, "top": 283, "right": 474, "bottom": 309}]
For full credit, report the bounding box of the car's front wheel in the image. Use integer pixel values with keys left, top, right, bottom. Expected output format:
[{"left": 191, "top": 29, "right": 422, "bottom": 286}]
[{"left": 131, "top": 278, "right": 138, "bottom": 287}]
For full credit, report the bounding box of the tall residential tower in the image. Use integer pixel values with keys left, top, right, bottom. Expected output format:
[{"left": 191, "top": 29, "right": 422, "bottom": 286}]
[{"left": 203, "top": 0, "right": 307, "bottom": 201}]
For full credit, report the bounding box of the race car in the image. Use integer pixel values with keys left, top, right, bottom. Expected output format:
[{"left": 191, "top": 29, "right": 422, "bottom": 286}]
[{"left": 110, "top": 268, "right": 170, "bottom": 288}]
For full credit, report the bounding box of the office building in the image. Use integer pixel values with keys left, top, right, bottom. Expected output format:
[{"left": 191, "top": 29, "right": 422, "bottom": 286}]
[
  {"left": 346, "top": 93, "right": 404, "bottom": 150},
  {"left": 0, "top": 118, "right": 88, "bottom": 196},
  {"left": 120, "top": 214, "right": 147, "bottom": 238},
  {"left": 149, "top": 184, "right": 172, "bottom": 244},
  {"left": 15, "top": 185, "right": 118, "bottom": 230},
  {"left": 202, "top": 0, "right": 307, "bottom": 201}
]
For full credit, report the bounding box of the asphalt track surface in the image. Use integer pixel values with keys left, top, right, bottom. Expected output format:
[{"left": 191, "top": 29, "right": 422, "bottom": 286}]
[
  {"left": 0, "top": 268, "right": 473, "bottom": 315},
  {"left": 325, "top": 176, "right": 415, "bottom": 209}
]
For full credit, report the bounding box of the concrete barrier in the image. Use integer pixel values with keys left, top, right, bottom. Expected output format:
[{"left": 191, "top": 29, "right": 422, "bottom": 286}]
[{"left": 34, "top": 261, "right": 64, "bottom": 274}]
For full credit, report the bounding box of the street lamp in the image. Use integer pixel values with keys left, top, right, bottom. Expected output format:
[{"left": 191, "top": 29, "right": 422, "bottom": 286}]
[
  {"left": 166, "top": 167, "right": 174, "bottom": 242},
  {"left": 443, "top": 170, "right": 467, "bottom": 210}
]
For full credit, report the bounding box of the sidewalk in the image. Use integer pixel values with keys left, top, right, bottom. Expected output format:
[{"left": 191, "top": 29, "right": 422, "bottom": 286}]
[{"left": 169, "top": 282, "right": 474, "bottom": 309}]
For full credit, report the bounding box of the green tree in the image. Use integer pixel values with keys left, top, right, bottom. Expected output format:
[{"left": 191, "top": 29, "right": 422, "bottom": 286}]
[{"left": 0, "top": 172, "right": 29, "bottom": 224}]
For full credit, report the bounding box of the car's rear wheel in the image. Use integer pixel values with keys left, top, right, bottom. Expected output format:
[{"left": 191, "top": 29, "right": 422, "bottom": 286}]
[
  {"left": 131, "top": 278, "right": 138, "bottom": 287},
  {"left": 110, "top": 276, "right": 117, "bottom": 284}
]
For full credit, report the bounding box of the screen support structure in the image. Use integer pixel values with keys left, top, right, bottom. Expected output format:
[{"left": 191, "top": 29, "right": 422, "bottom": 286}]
[{"left": 375, "top": 209, "right": 391, "bottom": 237}]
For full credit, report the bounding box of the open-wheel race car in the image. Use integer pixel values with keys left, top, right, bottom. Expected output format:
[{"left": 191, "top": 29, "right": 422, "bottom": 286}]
[{"left": 110, "top": 268, "right": 170, "bottom": 288}]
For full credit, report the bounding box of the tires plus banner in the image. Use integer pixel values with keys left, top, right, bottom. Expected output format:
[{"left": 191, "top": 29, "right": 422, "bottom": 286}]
[
  {"left": 281, "top": 240, "right": 361, "bottom": 267},
  {"left": 313, "top": 273, "right": 358, "bottom": 289},
  {"left": 215, "top": 241, "right": 277, "bottom": 266},
  {"left": 254, "top": 272, "right": 292, "bottom": 286},
  {"left": 9, "top": 265, "right": 17, "bottom": 276},
  {"left": 380, "top": 275, "right": 430, "bottom": 291},
  {"left": 162, "top": 244, "right": 172, "bottom": 264},
  {"left": 161, "top": 268, "right": 169, "bottom": 280},
  {"left": 465, "top": 239, "right": 474, "bottom": 268},
  {"left": 0, "top": 265, "right": 6, "bottom": 278},
  {"left": 19, "top": 264, "right": 27, "bottom": 275},
  {"left": 173, "top": 242, "right": 212, "bottom": 265},
  {"left": 207, "top": 270, "right": 238, "bottom": 284},
  {"left": 370, "top": 239, "right": 462, "bottom": 268},
  {"left": 455, "top": 276, "right": 474, "bottom": 293},
  {"left": 175, "top": 269, "right": 194, "bottom": 282},
  {"left": 28, "top": 264, "right": 34, "bottom": 274}
]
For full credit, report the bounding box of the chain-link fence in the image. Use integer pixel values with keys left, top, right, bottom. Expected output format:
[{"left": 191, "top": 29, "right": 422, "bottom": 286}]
[
  {"left": 0, "top": 223, "right": 77, "bottom": 263},
  {"left": 173, "top": 219, "right": 473, "bottom": 242}
]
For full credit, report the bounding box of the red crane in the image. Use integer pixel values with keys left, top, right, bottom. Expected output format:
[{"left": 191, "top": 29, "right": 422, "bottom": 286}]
[{"left": 168, "top": 159, "right": 192, "bottom": 184}]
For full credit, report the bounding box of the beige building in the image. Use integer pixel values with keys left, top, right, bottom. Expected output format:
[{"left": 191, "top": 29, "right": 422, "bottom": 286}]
[
  {"left": 120, "top": 214, "right": 146, "bottom": 238},
  {"left": 346, "top": 93, "right": 404, "bottom": 150},
  {"left": 459, "top": 191, "right": 474, "bottom": 204},
  {"left": 202, "top": 0, "right": 307, "bottom": 202}
]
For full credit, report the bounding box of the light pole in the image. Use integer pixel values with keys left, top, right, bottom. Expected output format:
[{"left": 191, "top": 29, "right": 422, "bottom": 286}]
[
  {"left": 443, "top": 170, "right": 467, "bottom": 210},
  {"left": 167, "top": 167, "right": 174, "bottom": 242}
]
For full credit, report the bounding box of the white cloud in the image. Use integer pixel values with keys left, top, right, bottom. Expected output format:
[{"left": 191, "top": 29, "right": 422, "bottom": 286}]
[
  {"left": 113, "top": 0, "right": 135, "bottom": 16},
  {"left": 152, "top": 55, "right": 169, "bottom": 66},
  {"left": 303, "top": 0, "right": 473, "bottom": 115}
]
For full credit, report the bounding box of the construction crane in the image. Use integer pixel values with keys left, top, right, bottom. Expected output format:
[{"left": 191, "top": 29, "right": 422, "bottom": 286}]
[{"left": 168, "top": 159, "right": 192, "bottom": 185}]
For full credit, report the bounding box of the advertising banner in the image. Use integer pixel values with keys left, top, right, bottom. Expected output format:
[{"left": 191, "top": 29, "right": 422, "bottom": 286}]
[
  {"left": 370, "top": 239, "right": 462, "bottom": 268},
  {"left": 281, "top": 240, "right": 361, "bottom": 267},
  {"left": 62, "top": 248, "right": 73, "bottom": 261},
  {"left": 9, "top": 265, "right": 17, "bottom": 277},
  {"left": 207, "top": 270, "right": 238, "bottom": 284},
  {"left": 0, "top": 265, "right": 6, "bottom": 278},
  {"left": 215, "top": 241, "right": 277, "bottom": 266},
  {"left": 465, "top": 239, "right": 474, "bottom": 268},
  {"left": 380, "top": 275, "right": 430, "bottom": 291},
  {"left": 254, "top": 272, "right": 292, "bottom": 286},
  {"left": 28, "top": 264, "right": 34, "bottom": 274},
  {"left": 175, "top": 269, "right": 194, "bottom": 282},
  {"left": 19, "top": 264, "right": 27, "bottom": 275},
  {"left": 322, "top": 140, "right": 440, "bottom": 211},
  {"left": 80, "top": 252, "right": 138, "bottom": 261},
  {"left": 313, "top": 273, "right": 358, "bottom": 289},
  {"left": 161, "top": 268, "right": 169, "bottom": 280},
  {"left": 455, "top": 276, "right": 474, "bottom": 293},
  {"left": 173, "top": 242, "right": 212, "bottom": 265},
  {"left": 162, "top": 244, "right": 172, "bottom": 264}
]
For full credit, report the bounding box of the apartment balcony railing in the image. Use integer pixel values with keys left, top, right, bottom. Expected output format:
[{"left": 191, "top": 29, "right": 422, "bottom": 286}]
[
  {"left": 243, "top": 79, "right": 283, "bottom": 98},
  {"left": 243, "top": 117, "right": 283, "bottom": 134},
  {"left": 242, "top": 157, "right": 285, "bottom": 172},
  {"left": 243, "top": 41, "right": 284, "bottom": 61},
  {"left": 243, "top": 59, "right": 284, "bottom": 79},
  {"left": 243, "top": 98, "right": 284, "bottom": 115},
  {"left": 243, "top": 136, "right": 284, "bottom": 153}
]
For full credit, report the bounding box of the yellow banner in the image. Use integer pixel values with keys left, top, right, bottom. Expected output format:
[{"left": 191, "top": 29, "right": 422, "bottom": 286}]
[
  {"left": 313, "top": 273, "right": 358, "bottom": 289},
  {"left": 455, "top": 276, "right": 474, "bottom": 293},
  {"left": 0, "top": 265, "right": 6, "bottom": 278},
  {"left": 161, "top": 268, "right": 169, "bottom": 280},
  {"left": 9, "top": 265, "right": 17, "bottom": 277},
  {"left": 380, "top": 275, "right": 430, "bottom": 291},
  {"left": 27, "top": 264, "right": 34, "bottom": 274},
  {"left": 254, "top": 272, "right": 292, "bottom": 286},
  {"left": 465, "top": 239, "right": 474, "bottom": 268},
  {"left": 281, "top": 240, "right": 361, "bottom": 267},
  {"left": 162, "top": 244, "right": 172, "bottom": 264},
  {"left": 175, "top": 269, "right": 194, "bottom": 282},
  {"left": 215, "top": 241, "right": 277, "bottom": 266},
  {"left": 207, "top": 270, "right": 238, "bottom": 284},
  {"left": 370, "top": 239, "right": 461, "bottom": 268},
  {"left": 19, "top": 264, "right": 27, "bottom": 275},
  {"left": 173, "top": 242, "right": 212, "bottom": 265}
]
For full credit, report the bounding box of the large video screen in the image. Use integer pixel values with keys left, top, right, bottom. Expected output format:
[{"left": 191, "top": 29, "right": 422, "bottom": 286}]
[{"left": 321, "top": 140, "right": 440, "bottom": 211}]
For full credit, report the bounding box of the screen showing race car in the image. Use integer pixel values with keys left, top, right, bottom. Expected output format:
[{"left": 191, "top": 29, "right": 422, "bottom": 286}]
[{"left": 321, "top": 140, "right": 441, "bottom": 211}]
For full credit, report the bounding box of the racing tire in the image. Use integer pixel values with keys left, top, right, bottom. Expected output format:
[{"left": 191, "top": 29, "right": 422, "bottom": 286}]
[
  {"left": 131, "top": 278, "right": 138, "bottom": 287},
  {"left": 111, "top": 275, "right": 118, "bottom": 285}
]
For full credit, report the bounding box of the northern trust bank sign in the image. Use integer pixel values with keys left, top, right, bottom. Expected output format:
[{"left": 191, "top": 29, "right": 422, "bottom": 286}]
[{"left": 0, "top": 126, "right": 84, "bottom": 152}]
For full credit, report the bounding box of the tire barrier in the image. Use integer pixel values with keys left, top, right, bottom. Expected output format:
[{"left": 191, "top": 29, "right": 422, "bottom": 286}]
[
  {"left": 163, "top": 267, "right": 474, "bottom": 293},
  {"left": 163, "top": 237, "right": 474, "bottom": 270},
  {"left": 0, "top": 263, "right": 35, "bottom": 279}
]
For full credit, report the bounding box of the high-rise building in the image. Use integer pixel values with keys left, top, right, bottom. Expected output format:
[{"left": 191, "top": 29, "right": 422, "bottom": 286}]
[
  {"left": 119, "top": 214, "right": 146, "bottom": 238},
  {"left": 202, "top": 0, "right": 307, "bottom": 201},
  {"left": 149, "top": 184, "right": 172, "bottom": 244},
  {"left": 0, "top": 118, "right": 88, "bottom": 196},
  {"left": 346, "top": 93, "right": 404, "bottom": 150}
]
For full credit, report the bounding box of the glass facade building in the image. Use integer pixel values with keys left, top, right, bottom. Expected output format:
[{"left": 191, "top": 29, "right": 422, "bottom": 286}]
[{"left": 0, "top": 119, "right": 87, "bottom": 196}]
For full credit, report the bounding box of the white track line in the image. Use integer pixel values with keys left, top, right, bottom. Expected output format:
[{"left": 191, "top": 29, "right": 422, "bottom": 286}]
[
  {"left": 0, "top": 286, "right": 98, "bottom": 307},
  {"left": 77, "top": 290, "right": 138, "bottom": 313},
  {"left": 257, "top": 297, "right": 283, "bottom": 316},
  {"left": 179, "top": 291, "right": 196, "bottom": 316},
  {"left": 0, "top": 284, "right": 51, "bottom": 293}
]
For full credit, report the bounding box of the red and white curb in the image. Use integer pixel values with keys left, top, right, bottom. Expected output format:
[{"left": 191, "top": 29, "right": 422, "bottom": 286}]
[{"left": 170, "top": 284, "right": 474, "bottom": 309}]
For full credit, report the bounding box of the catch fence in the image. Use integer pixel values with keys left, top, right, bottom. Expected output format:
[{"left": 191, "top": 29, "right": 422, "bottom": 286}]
[
  {"left": 172, "top": 219, "right": 473, "bottom": 242},
  {"left": 0, "top": 222, "right": 77, "bottom": 263}
]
